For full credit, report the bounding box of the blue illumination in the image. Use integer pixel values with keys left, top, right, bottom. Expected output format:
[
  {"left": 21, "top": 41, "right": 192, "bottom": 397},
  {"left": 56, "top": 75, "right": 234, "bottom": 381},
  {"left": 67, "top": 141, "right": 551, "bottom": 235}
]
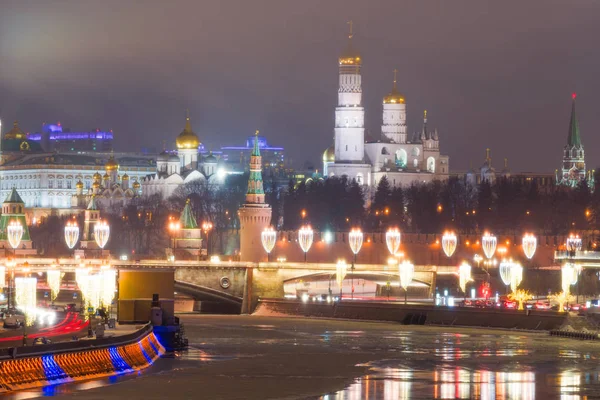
[
  {"left": 108, "top": 346, "right": 131, "bottom": 372},
  {"left": 139, "top": 342, "right": 153, "bottom": 364},
  {"left": 42, "top": 355, "right": 67, "bottom": 381},
  {"left": 147, "top": 337, "right": 159, "bottom": 355}
]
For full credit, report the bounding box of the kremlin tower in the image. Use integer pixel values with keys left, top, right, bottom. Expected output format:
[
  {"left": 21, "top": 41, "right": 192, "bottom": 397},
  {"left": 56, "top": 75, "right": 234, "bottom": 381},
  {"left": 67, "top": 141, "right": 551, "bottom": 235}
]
[{"left": 238, "top": 131, "right": 272, "bottom": 262}]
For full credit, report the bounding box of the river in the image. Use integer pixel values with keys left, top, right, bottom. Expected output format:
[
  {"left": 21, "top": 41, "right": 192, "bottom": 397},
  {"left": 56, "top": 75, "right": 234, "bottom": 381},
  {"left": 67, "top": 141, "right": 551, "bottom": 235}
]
[{"left": 9, "top": 315, "right": 600, "bottom": 399}]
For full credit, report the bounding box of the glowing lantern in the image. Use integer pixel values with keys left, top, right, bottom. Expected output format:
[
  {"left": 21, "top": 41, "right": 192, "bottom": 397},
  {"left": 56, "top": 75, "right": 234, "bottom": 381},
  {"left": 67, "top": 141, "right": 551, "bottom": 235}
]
[
  {"left": 0, "top": 266, "right": 5, "bottom": 288},
  {"left": 84, "top": 274, "right": 102, "bottom": 311},
  {"left": 64, "top": 221, "right": 80, "bottom": 250},
  {"left": 7, "top": 220, "right": 23, "bottom": 250},
  {"left": 76, "top": 267, "right": 89, "bottom": 298},
  {"left": 385, "top": 228, "right": 401, "bottom": 256},
  {"left": 482, "top": 233, "right": 497, "bottom": 259},
  {"left": 348, "top": 228, "right": 364, "bottom": 256},
  {"left": 298, "top": 226, "right": 314, "bottom": 262},
  {"left": 499, "top": 260, "right": 513, "bottom": 287},
  {"left": 94, "top": 220, "right": 110, "bottom": 249},
  {"left": 459, "top": 262, "right": 472, "bottom": 294},
  {"left": 47, "top": 268, "right": 62, "bottom": 302},
  {"left": 261, "top": 227, "right": 277, "bottom": 261},
  {"left": 510, "top": 262, "right": 523, "bottom": 293},
  {"left": 15, "top": 277, "right": 37, "bottom": 326},
  {"left": 100, "top": 268, "right": 116, "bottom": 308},
  {"left": 561, "top": 264, "right": 578, "bottom": 294},
  {"left": 336, "top": 259, "right": 348, "bottom": 298},
  {"left": 522, "top": 233, "right": 537, "bottom": 260},
  {"left": 441, "top": 231, "right": 457, "bottom": 258},
  {"left": 398, "top": 260, "right": 414, "bottom": 291}
]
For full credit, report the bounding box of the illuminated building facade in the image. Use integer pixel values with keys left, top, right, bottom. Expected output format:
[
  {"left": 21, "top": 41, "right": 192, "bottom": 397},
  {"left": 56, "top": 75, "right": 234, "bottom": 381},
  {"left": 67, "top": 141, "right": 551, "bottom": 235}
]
[
  {"left": 323, "top": 25, "right": 450, "bottom": 188},
  {"left": 28, "top": 122, "right": 113, "bottom": 153}
]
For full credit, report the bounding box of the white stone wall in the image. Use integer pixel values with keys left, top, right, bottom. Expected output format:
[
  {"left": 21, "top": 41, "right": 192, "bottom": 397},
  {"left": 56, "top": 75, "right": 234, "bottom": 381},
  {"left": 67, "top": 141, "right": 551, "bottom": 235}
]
[{"left": 381, "top": 103, "right": 407, "bottom": 144}]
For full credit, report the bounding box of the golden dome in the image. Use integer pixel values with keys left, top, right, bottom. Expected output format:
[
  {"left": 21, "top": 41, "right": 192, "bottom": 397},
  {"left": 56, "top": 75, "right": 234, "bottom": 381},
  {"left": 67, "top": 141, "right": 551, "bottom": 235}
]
[
  {"left": 93, "top": 172, "right": 102, "bottom": 181},
  {"left": 176, "top": 116, "right": 200, "bottom": 150},
  {"left": 122, "top": 173, "right": 129, "bottom": 180},
  {"left": 339, "top": 23, "right": 361, "bottom": 66},
  {"left": 76, "top": 180, "right": 84, "bottom": 189},
  {"left": 323, "top": 145, "right": 335, "bottom": 162},
  {"left": 133, "top": 181, "right": 141, "bottom": 189},
  {"left": 383, "top": 70, "right": 405, "bottom": 104},
  {"left": 4, "top": 121, "right": 27, "bottom": 140},
  {"left": 103, "top": 173, "right": 110, "bottom": 180},
  {"left": 92, "top": 181, "right": 100, "bottom": 189},
  {"left": 105, "top": 155, "right": 119, "bottom": 171}
]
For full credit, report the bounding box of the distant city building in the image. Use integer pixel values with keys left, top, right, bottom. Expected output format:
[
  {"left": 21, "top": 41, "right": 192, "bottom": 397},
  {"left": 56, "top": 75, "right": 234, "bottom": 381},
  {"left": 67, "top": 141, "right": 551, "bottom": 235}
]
[
  {"left": 28, "top": 122, "right": 114, "bottom": 153},
  {"left": 323, "top": 27, "right": 449, "bottom": 188},
  {"left": 220, "top": 135, "right": 285, "bottom": 172},
  {"left": 556, "top": 94, "right": 594, "bottom": 188}
]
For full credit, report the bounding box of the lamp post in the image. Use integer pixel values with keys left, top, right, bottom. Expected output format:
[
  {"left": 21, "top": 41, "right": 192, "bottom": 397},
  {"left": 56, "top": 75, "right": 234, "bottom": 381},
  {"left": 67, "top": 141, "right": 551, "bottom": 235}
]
[
  {"left": 94, "top": 220, "right": 110, "bottom": 249},
  {"left": 64, "top": 220, "right": 80, "bottom": 255},
  {"left": 336, "top": 259, "right": 348, "bottom": 301},
  {"left": 482, "top": 232, "right": 497, "bottom": 260},
  {"left": 566, "top": 234, "right": 583, "bottom": 303},
  {"left": 385, "top": 228, "right": 401, "bottom": 256},
  {"left": 168, "top": 220, "right": 181, "bottom": 258},
  {"left": 261, "top": 227, "right": 277, "bottom": 262},
  {"left": 459, "top": 262, "right": 472, "bottom": 300},
  {"left": 399, "top": 260, "right": 414, "bottom": 304},
  {"left": 7, "top": 220, "right": 23, "bottom": 311},
  {"left": 499, "top": 259, "right": 513, "bottom": 294},
  {"left": 522, "top": 233, "right": 537, "bottom": 293},
  {"left": 298, "top": 226, "right": 313, "bottom": 263},
  {"left": 202, "top": 221, "right": 213, "bottom": 257},
  {"left": 442, "top": 231, "right": 457, "bottom": 258},
  {"left": 348, "top": 228, "right": 363, "bottom": 299}
]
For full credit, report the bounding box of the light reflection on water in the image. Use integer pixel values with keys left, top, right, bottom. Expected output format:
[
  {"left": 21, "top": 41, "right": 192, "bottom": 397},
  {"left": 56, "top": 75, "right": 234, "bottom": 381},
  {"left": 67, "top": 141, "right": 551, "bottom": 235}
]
[{"left": 320, "top": 367, "right": 594, "bottom": 399}]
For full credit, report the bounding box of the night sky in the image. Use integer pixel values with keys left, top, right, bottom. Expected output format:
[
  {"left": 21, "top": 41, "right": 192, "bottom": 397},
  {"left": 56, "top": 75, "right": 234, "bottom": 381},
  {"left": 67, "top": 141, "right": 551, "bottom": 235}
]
[{"left": 1, "top": 0, "right": 599, "bottom": 173}]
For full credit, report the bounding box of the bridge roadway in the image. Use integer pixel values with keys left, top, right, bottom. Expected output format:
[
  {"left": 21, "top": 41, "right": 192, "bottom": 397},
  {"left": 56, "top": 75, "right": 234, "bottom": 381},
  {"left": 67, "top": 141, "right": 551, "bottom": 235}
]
[{"left": 7, "top": 258, "right": 459, "bottom": 313}]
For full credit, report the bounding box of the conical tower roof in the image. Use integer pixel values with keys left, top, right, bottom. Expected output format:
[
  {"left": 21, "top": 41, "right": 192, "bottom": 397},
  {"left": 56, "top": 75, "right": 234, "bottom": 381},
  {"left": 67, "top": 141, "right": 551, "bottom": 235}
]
[
  {"left": 4, "top": 188, "right": 24, "bottom": 204},
  {"left": 567, "top": 93, "right": 582, "bottom": 148},
  {"left": 179, "top": 199, "right": 198, "bottom": 229},
  {"left": 87, "top": 195, "right": 98, "bottom": 210}
]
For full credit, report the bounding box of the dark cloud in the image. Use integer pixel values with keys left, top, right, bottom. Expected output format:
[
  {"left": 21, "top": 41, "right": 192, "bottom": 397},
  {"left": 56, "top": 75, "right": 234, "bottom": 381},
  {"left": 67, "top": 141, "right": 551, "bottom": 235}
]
[{"left": 1, "top": 0, "right": 599, "bottom": 172}]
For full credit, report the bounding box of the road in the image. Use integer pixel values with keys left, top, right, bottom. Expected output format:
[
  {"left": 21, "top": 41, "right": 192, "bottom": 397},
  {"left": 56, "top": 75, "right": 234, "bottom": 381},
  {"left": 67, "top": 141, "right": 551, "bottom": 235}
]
[
  {"left": 0, "top": 313, "right": 88, "bottom": 348},
  {"left": 10, "top": 314, "right": 600, "bottom": 399}
]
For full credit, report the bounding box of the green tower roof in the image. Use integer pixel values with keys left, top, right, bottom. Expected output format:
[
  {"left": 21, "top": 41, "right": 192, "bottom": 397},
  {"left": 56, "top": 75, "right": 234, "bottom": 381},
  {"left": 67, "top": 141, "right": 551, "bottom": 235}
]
[
  {"left": 4, "top": 188, "right": 24, "bottom": 204},
  {"left": 251, "top": 130, "right": 261, "bottom": 157},
  {"left": 179, "top": 199, "right": 198, "bottom": 229},
  {"left": 567, "top": 94, "right": 582, "bottom": 148}
]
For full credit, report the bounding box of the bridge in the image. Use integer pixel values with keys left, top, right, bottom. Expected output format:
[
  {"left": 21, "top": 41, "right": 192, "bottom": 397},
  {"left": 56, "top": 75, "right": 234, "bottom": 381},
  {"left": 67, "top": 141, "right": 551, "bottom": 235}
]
[
  {"left": 6, "top": 258, "right": 458, "bottom": 313},
  {"left": 555, "top": 250, "right": 600, "bottom": 268}
]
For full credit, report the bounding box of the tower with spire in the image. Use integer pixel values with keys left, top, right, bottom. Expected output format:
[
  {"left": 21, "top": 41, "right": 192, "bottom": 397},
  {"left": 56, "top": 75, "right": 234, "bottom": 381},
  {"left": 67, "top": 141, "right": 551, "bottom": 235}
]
[
  {"left": 326, "top": 22, "right": 372, "bottom": 184},
  {"left": 238, "top": 131, "right": 272, "bottom": 262},
  {"left": 557, "top": 93, "right": 593, "bottom": 188},
  {"left": 381, "top": 70, "right": 407, "bottom": 144}
]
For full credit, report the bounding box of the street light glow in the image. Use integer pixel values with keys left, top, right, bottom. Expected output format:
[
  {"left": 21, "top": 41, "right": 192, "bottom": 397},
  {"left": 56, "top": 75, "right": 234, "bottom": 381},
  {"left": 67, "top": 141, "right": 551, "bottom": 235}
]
[
  {"left": 7, "top": 220, "right": 23, "bottom": 250},
  {"left": 348, "top": 228, "right": 363, "bottom": 255},
  {"left": 398, "top": 260, "right": 414, "bottom": 291},
  {"left": 64, "top": 221, "right": 80, "bottom": 250},
  {"left": 442, "top": 231, "right": 457, "bottom": 258},
  {"left": 459, "top": 262, "right": 471, "bottom": 294},
  {"left": 566, "top": 234, "right": 583, "bottom": 253},
  {"left": 15, "top": 277, "right": 37, "bottom": 327},
  {"left": 261, "top": 227, "right": 277, "bottom": 259},
  {"left": 385, "top": 228, "right": 401, "bottom": 256},
  {"left": 482, "top": 232, "right": 497, "bottom": 259},
  {"left": 47, "top": 268, "right": 62, "bottom": 302},
  {"left": 522, "top": 233, "right": 537, "bottom": 260},
  {"left": 94, "top": 220, "right": 110, "bottom": 249},
  {"left": 298, "top": 226, "right": 314, "bottom": 260}
]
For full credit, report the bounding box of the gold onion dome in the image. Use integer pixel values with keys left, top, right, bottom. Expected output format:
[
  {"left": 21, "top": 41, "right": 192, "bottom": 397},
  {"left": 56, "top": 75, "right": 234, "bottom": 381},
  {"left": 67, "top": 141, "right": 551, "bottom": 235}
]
[
  {"left": 4, "top": 121, "right": 27, "bottom": 140},
  {"left": 383, "top": 70, "right": 405, "bottom": 104},
  {"left": 103, "top": 173, "right": 110, "bottom": 180},
  {"left": 176, "top": 115, "right": 200, "bottom": 150},
  {"left": 105, "top": 155, "right": 119, "bottom": 171},
  {"left": 133, "top": 181, "right": 141, "bottom": 189},
  {"left": 339, "top": 22, "right": 361, "bottom": 65},
  {"left": 92, "top": 181, "right": 100, "bottom": 189},
  {"left": 323, "top": 145, "right": 335, "bottom": 162},
  {"left": 93, "top": 172, "right": 102, "bottom": 180},
  {"left": 76, "top": 180, "right": 84, "bottom": 189},
  {"left": 122, "top": 173, "right": 129, "bottom": 180}
]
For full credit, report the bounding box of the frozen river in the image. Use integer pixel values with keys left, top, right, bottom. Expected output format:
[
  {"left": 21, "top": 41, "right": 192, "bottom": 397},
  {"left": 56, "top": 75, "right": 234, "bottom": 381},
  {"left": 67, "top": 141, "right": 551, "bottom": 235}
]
[{"left": 10, "top": 315, "right": 600, "bottom": 399}]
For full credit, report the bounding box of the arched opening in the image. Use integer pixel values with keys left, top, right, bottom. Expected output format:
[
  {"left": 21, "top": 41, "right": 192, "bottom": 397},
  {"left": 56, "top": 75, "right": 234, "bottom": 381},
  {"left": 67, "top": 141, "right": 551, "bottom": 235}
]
[
  {"left": 427, "top": 157, "right": 436, "bottom": 173},
  {"left": 395, "top": 149, "right": 407, "bottom": 169}
]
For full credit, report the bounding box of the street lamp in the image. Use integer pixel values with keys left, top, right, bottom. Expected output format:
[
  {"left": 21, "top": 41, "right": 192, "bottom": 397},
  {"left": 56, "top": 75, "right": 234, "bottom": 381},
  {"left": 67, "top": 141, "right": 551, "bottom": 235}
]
[
  {"left": 298, "top": 226, "right": 313, "bottom": 262},
  {"left": 7, "top": 220, "right": 23, "bottom": 255},
  {"left": 47, "top": 267, "right": 61, "bottom": 305},
  {"left": 336, "top": 259, "right": 348, "bottom": 301},
  {"left": 441, "top": 231, "right": 457, "bottom": 258},
  {"left": 522, "top": 233, "right": 537, "bottom": 260},
  {"left": 510, "top": 262, "right": 523, "bottom": 293},
  {"left": 15, "top": 277, "right": 36, "bottom": 345},
  {"left": 398, "top": 260, "right": 414, "bottom": 304},
  {"left": 561, "top": 263, "right": 578, "bottom": 295},
  {"left": 202, "top": 221, "right": 213, "bottom": 257},
  {"left": 385, "top": 228, "right": 401, "bottom": 256},
  {"left": 499, "top": 259, "right": 513, "bottom": 294},
  {"left": 458, "top": 262, "right": 472, "bottom": 298},
  {"left": 64, "top": 220, "right": 80, "bottom": 252},
  {"left": 168, "top": 220, "right": 181, "bottom": 257},
  {"left": 566, "top": 234, "right": 583, "bottom": 302},
  {"left": 261, "top": 227, "right": 277, "bottom": 262},
  {"left": 482, "top": 232, "right": 497, "bottom": 260},
  {"left": 94, "top": 220, "right": 110, "bottom": 249},
  {"left": 348, "top": 228, "right": 363, "bottom": 299}
]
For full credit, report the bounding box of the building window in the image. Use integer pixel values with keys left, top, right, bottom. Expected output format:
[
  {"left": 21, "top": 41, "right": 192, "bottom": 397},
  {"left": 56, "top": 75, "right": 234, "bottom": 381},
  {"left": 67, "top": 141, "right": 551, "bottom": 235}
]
[
  {"left": 67, "top": 181, "right": 72, "bottom": 189},
  {"left": 49, "top": 180, "right": 54, "bottom": 189},
  {"left": 57, "top": 180, "right": 63, "bottom": 189}
]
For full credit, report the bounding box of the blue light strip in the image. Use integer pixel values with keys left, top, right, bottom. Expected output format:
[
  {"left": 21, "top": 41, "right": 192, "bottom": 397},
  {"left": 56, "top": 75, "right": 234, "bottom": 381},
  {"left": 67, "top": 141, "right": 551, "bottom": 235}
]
[
  {"left": 138, "top": 342, "right": 153, "bottom": 364},
  {"left": 42, "top": 355, "right": 67, "bottom": 381},
  {"left": 108, "top": 346, "right": 131, "bottom": 372}
]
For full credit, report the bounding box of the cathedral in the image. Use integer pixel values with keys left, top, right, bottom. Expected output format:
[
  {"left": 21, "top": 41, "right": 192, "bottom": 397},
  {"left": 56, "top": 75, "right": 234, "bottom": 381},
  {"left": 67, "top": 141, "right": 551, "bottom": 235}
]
[
  {"left": 142, "top": 113, "right": 226, "bottom": 199},
  {"left": 323, "top": 27, "right": 449, "bottom": 188}
]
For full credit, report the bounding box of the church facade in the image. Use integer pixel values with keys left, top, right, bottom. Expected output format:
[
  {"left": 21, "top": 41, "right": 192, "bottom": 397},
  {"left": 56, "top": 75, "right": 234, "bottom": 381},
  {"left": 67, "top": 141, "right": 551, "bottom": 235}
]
[{"left": 323, "top": 29, "right": 449, "bottom": 188}]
